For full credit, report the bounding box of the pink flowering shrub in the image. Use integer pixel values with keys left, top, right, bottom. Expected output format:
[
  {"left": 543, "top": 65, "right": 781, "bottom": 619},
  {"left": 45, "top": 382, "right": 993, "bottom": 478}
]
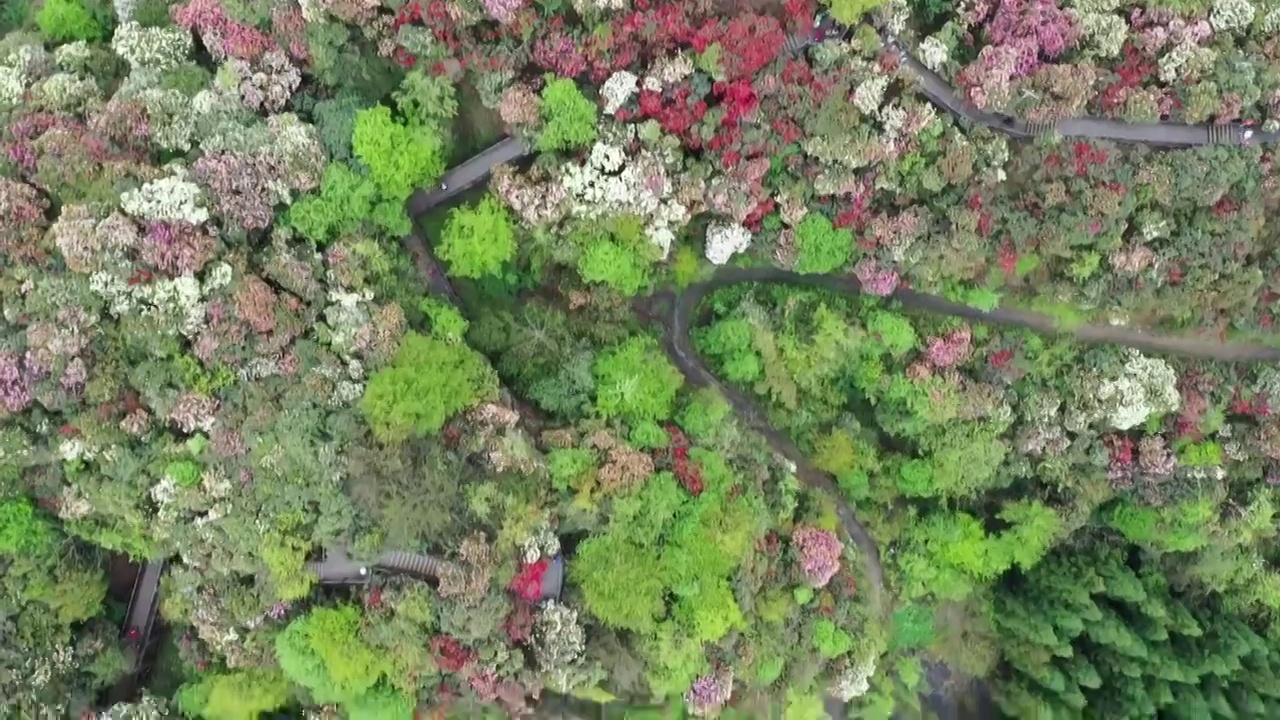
[
  {"left": 924, "top": 326, "right": 974, "bottom": 369},
  {"left": 139, "top": 221, "right": 218, "bottom": 275},
  {"left": 685, "top": 669, "right": 733, "bottom": 716},
  {"left": 980, "top": 0, "right": 1079, "bottom": 78},
  {"left": 854, "top": 258, "right": 900, "bottom": 297},
  {"left": 792, "top": 526, "right": 843, "bottom": 588},
  {"left": 171, "top": 0, "right": 274, "bottom": 62},
  {"left": 482, "top": 0, "right": 525, "bottom": 24}
]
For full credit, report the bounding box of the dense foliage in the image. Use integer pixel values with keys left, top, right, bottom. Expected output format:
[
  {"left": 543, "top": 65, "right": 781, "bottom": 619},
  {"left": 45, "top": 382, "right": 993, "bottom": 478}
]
[{"left": 6, "top": 0, "right": 1280, "bottom": 717}]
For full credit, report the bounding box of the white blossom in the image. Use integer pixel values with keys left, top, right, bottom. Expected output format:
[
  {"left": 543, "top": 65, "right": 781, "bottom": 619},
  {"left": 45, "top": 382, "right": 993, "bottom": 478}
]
[
  {"left": 0, "top": 66, "right": 24, "bottom": 108},
  {"left": 121, "top": 166, "right": 210, "bottom": 225},
  {"left": 705, "top": 222, "right": 752, "bottom": 265},
  {"left": 113, "top": 0, "right": 140, "bottom": 22},
  {"left": 1077, "top": 12, "right": 1127, "bottom": 57},
  {"left": 1209, "top": 0, "right": 1255, "bottom": 32},
  {"left": 53, "top": 41, "right": 93, "bottom": 72},
  {"left": 918, "top": 36, "right": 949, "bottom": 71},
  {"left": 1097, "top": 349, "right": 1181, "bottom": 430},
  {"left": 853, "top": 75, "right": 889, "bottom": 116},
  {"left": 113, "top": 22, "right": 194, "bottom": 71},
  {"left": 559, "top": 140, "right": 690, "bottom": 258},
  {"left": 830, "top": 654, "right": 877, "bottom": 701},
  {"left": 600, "top": 70, "right": 638, "bottom": 115}
]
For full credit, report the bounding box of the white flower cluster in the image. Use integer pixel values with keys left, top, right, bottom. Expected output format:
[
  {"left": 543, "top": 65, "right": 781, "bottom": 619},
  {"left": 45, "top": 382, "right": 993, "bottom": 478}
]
[
  {"left": 829, "top": 653, "right": 878, "bottom": 702},
  {"left": 1158, "top": 40, "right": 1215, "bottom": 84},
  {"left": 121, "top": 166, "right": 210, "bottom": 225},
  {"left": 918, "top": 36, "right": 949, "bottom": 71},
  {"left": 853, "top": 75, "right": 890, "bottom": 116},
  {"left": 138, "top": 87, "right": 197, "bottom": 151},
  {"left": 520, "top": 521, "right": 561, "bottom": 564},
  {"left": 533, "top": 601, "right": 588, "bottom": 691},
  {"left": 54, "top": 41, "right": 93, "bottom": 72},
  {"left": 1210, "top": 0, "right": 1255, "bottom": 32},
  {"left": 33, "top": 73, "right": 103, "bottom": 113},
  {"left": 643, "top": 53, "right": 694, "bottom": 92},
  {"left": 323, "top": 288, "right": 376, "bottom": 359},
  {"left": 600, "top": 70, "right": 638, "bottom": 115},
  {"left": 1076, "top": 11, "right": 1127, "bottom": 57},
  {"left": 113, "top": 22, "right": 193, "bottom": 71},
  {"left": 1097, "top": 349, "right": 1181, "bottom": 430},
  {"left": 99, "top": 693, "right": 170, "bottom": 720},
  {"left": 90, "top": 263, "right": 229, "bottom": 337},
  {"left": 560, "top": 141, "right": 690, "bottom": 258},
  {"left": 1264, "top": 8, "right": 1280, "bottom": 34},
  {"left": 705, "top": 222, "right": 752, "bottom": 265},
  {"left": 0, "top": 45, "right": 48, "bottom": 108},
  {"left": 114, "top": 0, "right": 139, "bottom": 22}
]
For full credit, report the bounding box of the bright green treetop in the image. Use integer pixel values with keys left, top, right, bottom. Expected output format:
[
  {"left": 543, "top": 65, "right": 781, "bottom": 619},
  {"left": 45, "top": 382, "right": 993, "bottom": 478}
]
[
  {"left": 360, "top": 331, "right": 498, "bottom": 443},
  {"left": 438, "top": 195, "right": 516, "bottom": 279}
]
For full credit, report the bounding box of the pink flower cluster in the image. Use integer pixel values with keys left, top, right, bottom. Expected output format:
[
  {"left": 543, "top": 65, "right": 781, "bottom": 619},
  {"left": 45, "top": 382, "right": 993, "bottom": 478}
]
[
  {"left": 141, "top": 221, "right": 217, "bottom": 275},
  {"left": 982, "top": 0, "right": 1079, "bottom": 77},
  {"left": 482, "top": 0, "right": 525, "bottom": 23},
  {"left": 685, "top": 669, "right": 733, "bottom": 717},
  {"left": 172, "top": 0, "right": 273, "bottom": 62},
  {"left": 924, "top": 326, "right": 973, "bottom": 369},
  {"left": 792, "top": 525, "right": 842, "bottom": 588},
  {"left": 854, "top": 258, "right": 900, "bottom": 297},
  {"left": 0, "top": 352, "right": 35, "bottom": 414}
]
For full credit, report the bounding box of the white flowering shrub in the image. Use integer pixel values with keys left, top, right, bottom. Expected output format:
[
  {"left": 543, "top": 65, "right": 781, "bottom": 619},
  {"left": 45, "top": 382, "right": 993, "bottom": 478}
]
[
  {"left": 918, "top": 36, "right": 949, "bottom": 71},
  {"left": 32, "top": 73, "right": 103, "bottom": 114},
  {"left": 112, "top": 23, "right": 194, "bottom": 71},
  {"left": 53, "top": 41, "right": 93, "bottom": 72},
  {"left": 600, "top": 70, "right": 637, "bottom": 115},
  {"left": 121, "top": 166, "right": 210, "bottom": 225},
  {"left": 1077, "top": 12, "right": 1126, "bottom": 57},
  {"left": 1097, "top": 349, "right": 1181, "bottom": 430},
  {"left": 560, "top": 139, "right": 691, "bottom": 258},
  {"left": 1210, "top": 0, "right": 1255, "bottom": 32},
  {"left": 853, "top": 75, "right": 889, "bottom": 116},
  {"left": 705, "top": 222, "right": 752, "bottom": 265},
  {"left": 829, "top": 653, "right": 877, "bottom": 701}
]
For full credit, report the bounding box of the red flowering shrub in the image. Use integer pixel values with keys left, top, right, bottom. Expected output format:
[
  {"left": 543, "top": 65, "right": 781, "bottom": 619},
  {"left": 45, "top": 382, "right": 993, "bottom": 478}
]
[{"left": 508, "top": 558, "right": 548, "bottom": 602}]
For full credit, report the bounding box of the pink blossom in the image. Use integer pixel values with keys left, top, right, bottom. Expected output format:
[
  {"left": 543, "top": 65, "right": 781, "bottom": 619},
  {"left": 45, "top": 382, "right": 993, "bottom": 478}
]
[
  {"left": 983, "top": 0, "right": 1079, "bottom": 77},
  {"left": 854, "top": 258, "right": 900, "bottom": 296},
  {"left": 924, "top": 326, "right": 973, "bottom": 369},
  {"left": 685, "top": 669, "right": 733, "bottom": 717},
  {"left": 481, "top": 0, "right": 525, "bottom": 23},
  {"left": 792, "top": 526, "right": 843, "bottom": 588},
  {"left": 172, "top": 0, "right": 273, "bottom": 62},
  {"left": 141, "top": 221, "right": 217, "bottom": 275},
  {"left": 0, "top": 352, "right": 34, "bottom": 413}
]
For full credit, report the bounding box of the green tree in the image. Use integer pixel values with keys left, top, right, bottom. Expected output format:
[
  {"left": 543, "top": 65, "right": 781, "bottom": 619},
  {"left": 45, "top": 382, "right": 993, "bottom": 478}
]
[
  {"left": 360, "top": 331, "right": 499, "bottom": 443},
  {"left": 993, "top": 543, "right": 1280, "bottom": 719},
  {"left": 276, "top": 605, "right": 389, "bottom": 705},
  {"left": 288, "top": 163, "right": 394, "bottom": 243},
  {"left": 36, "top": 0, "right": 105, "bottom": 42},
  {"left": 0, "top": 497, "right": 56, "bottom": 556},
  {"left": 352, "top": 105, "right": 447, "bottom": 201},
  {"left": 825, "top": 0, "right": 887, "bottom": 25},
  {"left": 576, "top": 231, "right": 655, "bottom": 296},
  {"left": 393, "top": 70, "right": 458, "bottom": 129},
  {"left": 793, "top": 214, "right": 853, "bottom": 274},
  {"left": 538, "top": 77, "right": 598, "bottom": 152},
  {"left": 438, "top": 196, "right": 516, "bottom": 279},
  {"left": 593, "top": 336, "right": 684, "bottom": 424},
  {"left": 176, "top": 669, "right": 291, "bottom": 720}
]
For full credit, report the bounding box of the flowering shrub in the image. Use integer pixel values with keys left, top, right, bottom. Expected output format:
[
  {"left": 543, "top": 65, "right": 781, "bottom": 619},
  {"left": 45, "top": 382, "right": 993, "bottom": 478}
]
[{"left": 792, "top": 525, "right": 843, "bottom": 588}]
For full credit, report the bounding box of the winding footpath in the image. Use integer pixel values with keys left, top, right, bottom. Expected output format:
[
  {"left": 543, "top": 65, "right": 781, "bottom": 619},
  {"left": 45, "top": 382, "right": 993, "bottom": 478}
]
[{"left": 115, "top": 22, "right": 1280, "bottom": 712}]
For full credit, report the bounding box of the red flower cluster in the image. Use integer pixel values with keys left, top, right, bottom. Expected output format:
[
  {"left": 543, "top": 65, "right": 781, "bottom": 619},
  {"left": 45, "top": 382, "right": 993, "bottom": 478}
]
[
  {"left": 665, "top": 425, "right": 703, "bottom": 495},
  {"left": 715, "top": 80, "right": 759, "bottom": 127},
  {"left": 638, "top": 88, "right": 709, "bottom": 145},
  {"left": 430, "top": 636, "right": 475, "bottom": 673},
  {"left": 509, "top": 558, "right": 549, "bottom": 602},
  {"left": 693, "top": 15, "right": 784, "bottom": 81}
]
